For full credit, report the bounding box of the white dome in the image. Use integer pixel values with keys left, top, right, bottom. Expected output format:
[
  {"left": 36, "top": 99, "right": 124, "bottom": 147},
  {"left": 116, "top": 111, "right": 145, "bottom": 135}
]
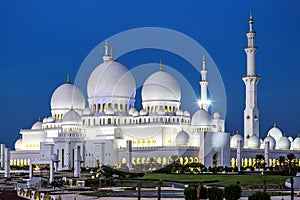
[
  {"left": 31, "top": 121, "right": 42, "bottom": 130},
  {"left": 83, "top": 107, "right": 92, "bottom": 116},
  {"left": 51, "top": 83, "right": 85, "bottom": 111},
  {"left": 176, "top": 130, "right": 189, "bottom": 145},
  {"left": 62, "top": 109, "right": 81, "bottom": 124},
  {"left": 105, "top": 107, "right": 114, "bottom": 115},
  {"left": 139, "top": 109, "right": 148, "bottom": 116},
  {"left": 42, "top": 118, "right": 47, "bottom": 123},
  {"left": 14, "top": 139, "right": 23, "bottom": 151},
  {"left": 183, "top": 111, "right": 190, "bottom": 117},
  {"left": 230, "top": 133, "right": 243, "bottom": 148},
  {"left": 87, "top": 60, "right": 136, "bottom": 101},
  {"left": 268, "top": 124, "right": 283, "bottom": 142},
  {"left": 128, "top": 107, "right": 137, "bottom": 116},
  {"left": 142, "top": 70, "right": 181, "bottom": 103},
  {"left": 213, "top": 112, "right": 221, "bottom": 119},
  {"left": 264, "top": 135, "right": 276, "bottom": 149},
  {"left": 191, "top": 109, "right": 211, "bottom": 126},
  {"left": 247, "top": 135, "right": 260, "bottom": 149},
  {"left": 132, "top": 110, "right": 139, "bottom": 117},
  {"left": 292, "top": 137, "right": 300, "bottom": 150},
  {"left": 47, "top": 117, "right": 54, "bottom": 123},
  {"left": 278, "top": 136, "right": 291, "bottom": 150},
  {"left": 176, "top": 110, "right": 183, "bottom": 116}
]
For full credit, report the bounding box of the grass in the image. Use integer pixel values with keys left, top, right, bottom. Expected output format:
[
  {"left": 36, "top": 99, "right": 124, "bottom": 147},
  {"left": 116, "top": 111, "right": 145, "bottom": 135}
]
[{"left": 140, "top": 174, "right": 289, "bottom": 188}]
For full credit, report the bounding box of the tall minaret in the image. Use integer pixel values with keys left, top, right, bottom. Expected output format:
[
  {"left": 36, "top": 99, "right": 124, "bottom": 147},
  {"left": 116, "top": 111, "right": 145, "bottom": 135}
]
[
  {"left": 199, "top": 56, "right": 210, "bottom": 111},
  {"left": 243, "top": 11, "right": 260, "bottom": 146}
]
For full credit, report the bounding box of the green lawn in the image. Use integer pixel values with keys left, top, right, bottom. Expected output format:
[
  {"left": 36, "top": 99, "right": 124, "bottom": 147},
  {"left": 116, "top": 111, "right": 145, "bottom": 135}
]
[{"left": 140, "top": 174, "right": 289, "bottom": 188}]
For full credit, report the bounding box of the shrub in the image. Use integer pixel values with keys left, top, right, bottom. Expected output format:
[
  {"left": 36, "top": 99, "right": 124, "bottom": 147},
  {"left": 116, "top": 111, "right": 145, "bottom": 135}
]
[
  {"left": 184, "top": 185, "right": 207, "bottom": 200},
  {"left": 248, "top": 191, "right": 270, "bottom": 200},
  {"left": 224, "top": 184, "right": 242, "bottom": 200},
  {"left": 207, "top": 187, "right": 224, "bottom": 200}
]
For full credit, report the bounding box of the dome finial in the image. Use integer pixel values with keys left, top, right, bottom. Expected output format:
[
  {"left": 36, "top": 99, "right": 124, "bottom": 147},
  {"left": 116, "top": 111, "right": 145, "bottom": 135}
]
[
  {"left": 159, "top": 59, "right": 163, "bottom": 71},
  {"left": 66, "top": 73, "right": 70, "bottom": 84},
  {"left": 249, "top": 10, "right": 254, "bottom": 31},
  {"left": 202, "top": 55, "right": 206, "bottom": 67},
  {"left": 38, "top": 116, "right": 41, "bottom": 122},
  {"left": 105, "top": 39, "right": 109, "bottom": 55},
  {"left": 274, "top": 122, "right": 277, "bottom": 127}
]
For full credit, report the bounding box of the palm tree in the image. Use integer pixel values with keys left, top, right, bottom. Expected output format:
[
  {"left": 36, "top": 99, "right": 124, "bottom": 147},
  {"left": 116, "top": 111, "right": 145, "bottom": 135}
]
[
  {"left": 287, "top": 153, "right": 296, "bottom": 175},
  {"left": 255, "top": 154, "right": 265, "bottom": 169},
  {"left": 278, "top": 156, "right": 286, "bottom": 171}
]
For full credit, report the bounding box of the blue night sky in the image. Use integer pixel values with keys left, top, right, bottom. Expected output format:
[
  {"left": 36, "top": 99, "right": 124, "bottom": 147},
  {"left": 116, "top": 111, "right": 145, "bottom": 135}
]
[{"left": 0, "top": 1, "right": 299, "bottom": 149}]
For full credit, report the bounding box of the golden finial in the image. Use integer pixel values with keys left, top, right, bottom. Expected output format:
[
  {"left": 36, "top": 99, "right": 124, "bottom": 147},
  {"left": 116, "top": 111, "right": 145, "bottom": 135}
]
[
  {"left": 66, "top": 73, "right": 70, "bottom": 84},
  {"left": 105, "top": 39, "right": 108, "bottom": 50},
  {"left": 249, "top": 10, "right": 253, "bottom": 25},
  {"left": 159, "top": 59, "right": 163, "bottom": 71},
  {"left": 274, "top": 122, "right": 276, "bottom": 127},
  {"left": 38, "top": 117, "right": 41, "bottom": 122},
  {"left": 202, "top": 55, "right": 206, "bottom": 65}
]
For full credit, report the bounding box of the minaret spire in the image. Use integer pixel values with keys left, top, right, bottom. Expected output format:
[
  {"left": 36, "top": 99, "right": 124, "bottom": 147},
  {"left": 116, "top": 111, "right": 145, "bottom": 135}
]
[
  {"left": 198, "top": 55, "right": 210, "bottom": 111},
  {"left": 102, "top": 39, "right": 111, "bottom": 62},
  {"left": 243, "top": 11, "right": 260, "bottom": 147},
  {"left": 159, "top": 59, "right": 163, "bottom": 71},
  {"left": 66, "top": 73, "right": 70, "bottom": 84}
]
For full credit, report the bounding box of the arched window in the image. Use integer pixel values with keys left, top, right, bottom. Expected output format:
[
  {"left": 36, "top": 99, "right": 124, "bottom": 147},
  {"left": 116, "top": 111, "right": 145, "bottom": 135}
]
[
  {"left": 93, "top": 104, "right": 96, "bottom": 113},
  {"left": 98, "top": 103, "right": 101, "bottom": 112},
  {"left": 108, "top": 103, "right": 112, "bottom": 108},
  {"left": 103, "top": 103, "right": 106, "bottom": 112},
  {"left": 114, "top": 104, "right": 118, "bottom": 112},
  {"left": 120, "top": 104, "right": 123, "bottom": 112},
  {"left": 108, "top": 118, "right": 111, "bottom": 124}
]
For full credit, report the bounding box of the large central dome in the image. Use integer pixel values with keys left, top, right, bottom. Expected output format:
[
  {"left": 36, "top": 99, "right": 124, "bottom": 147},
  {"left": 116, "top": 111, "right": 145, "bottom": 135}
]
[{"left": 87, "top": 60, "right": 136, "bottom": 113}]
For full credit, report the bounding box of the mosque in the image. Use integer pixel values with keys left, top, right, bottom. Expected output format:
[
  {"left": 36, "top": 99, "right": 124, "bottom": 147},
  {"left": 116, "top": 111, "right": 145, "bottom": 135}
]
[{"left": 1, "top": 13, "right": 300, "bottom": 180}]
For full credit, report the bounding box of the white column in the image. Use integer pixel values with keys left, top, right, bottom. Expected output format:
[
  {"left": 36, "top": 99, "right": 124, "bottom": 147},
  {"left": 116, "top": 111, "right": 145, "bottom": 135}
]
[
  {"left": 4, "top": 148, "right": 10, "bottom": 178},
  {"left": 264, "top": 141, "right": 270, "bottom": 168},
  {"left": 237, "top": 140, "right": 242, "bottom": 170},
  {"left": 49, "top": 160, "right": 54, "bottom": 183},
  {"left": 74, "top": 146, "right": 80, "bottom": 178},
  {"left": 29, "top": 163, "right": 33, "bottom": 178},
  {"left": 65, "top": 142, "right": 70, "bottom": 170},
  {"left": 100, "top": 142, "right": 105, "bottom": 167},
  {"left": 126, "top": 140, "right": 132, "bottom": 170},
  {"left": 1, "top": 144, "right": 5, "bottom": 169}
]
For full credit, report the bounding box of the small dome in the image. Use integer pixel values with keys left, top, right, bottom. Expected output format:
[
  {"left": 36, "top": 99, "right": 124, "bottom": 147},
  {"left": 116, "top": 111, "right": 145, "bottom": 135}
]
[
  {"left": 51, "top": 153, "right": 58, "bottom": 161},
  {"left": 139, "top": 109, "right": 148, "bottom": 116},
  {"left": 142, "top": 70, "right": 181, "bottom": 103},
  {"left": 42, "top": 118, "right": 47, "bottom": 123},
  {"left": 105, "top": 107, "right": 114, "bottom": 115},
  {"left": 191, "top": 109, "right": 211, "bottom": 126},
  {"left": 278, "top": 136, "right": 291, "bottom": 150},
  {"left": 247, "top": 135, "right": 260, "bottom": 149},
  {"left": 14, "top": 139, "right": 23, "bottom": 151},
  {"left": 157, "top": 108, "right": 165, "bottom": 115},
  {"left": 268, "top": 124, "right": 283, "bottom": 142},
  {"left": 183, "top": 111, "right": 190, "bottom": 117},
  {"left": 176, "top": 130, "right": 189, "bottom": 145},
  {"left": 213, "top": 112, "right": 221, "bottom": 119},
  {"left": 83, "top": 107, "right": 92, "bottom": 116},
  {"left": 128, "top": 107, "right": 137, "bottom": 116},
  {"left": 132, "top": 110, "right": 139, "bottom": 117},
  {"left": 62, "top": 109, "right": 81, "bottom": 124},
  {"left": 292, "top": 137, "right": 300, "bottom": 150},
  {"left": 31, "top": 121, "right": 42, "bottom": 130},
  {"left": 51, "top": 83, "right": 85, "bottom": 110},
  {"left": 176, "top": 110, "right": 183, "bottom": 116},
  {"left": 230, "top": 133, "right": 243, "bottom": 148},
  {"left": 47, "top": 117, "right": 54, "bottom": 123},
  {"left": 264, "top": 135, "right": 276, "bottom": 149}
]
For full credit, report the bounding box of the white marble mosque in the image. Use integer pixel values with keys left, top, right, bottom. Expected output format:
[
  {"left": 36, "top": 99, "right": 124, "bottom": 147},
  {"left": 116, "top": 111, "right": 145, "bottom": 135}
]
[{"left": 1, "top": 13, "right": 300, "bottom": 182}]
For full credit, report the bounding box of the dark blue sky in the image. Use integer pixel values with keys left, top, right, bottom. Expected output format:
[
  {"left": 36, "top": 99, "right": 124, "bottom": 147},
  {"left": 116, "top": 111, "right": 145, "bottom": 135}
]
[{"left": 0, "top": 0, "right": 299, "bottom": 148}]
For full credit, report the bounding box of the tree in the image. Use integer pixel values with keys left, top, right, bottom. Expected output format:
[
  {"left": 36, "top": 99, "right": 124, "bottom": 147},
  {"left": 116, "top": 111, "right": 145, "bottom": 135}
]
[
  {"left": 207, "top": 187, "right": 224, "bottom": 200},
  {"left": 278, "top": 156, "right": 286, "bottom": 171},
  {"left": 224, "top": 184, "right": 242, "bottom": 200},
  {"left": 254, "top": 154, "right": 265, "bottom": 169},
  {"left": 287, "top": 153, "right": 296, "bottom": 175}
]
